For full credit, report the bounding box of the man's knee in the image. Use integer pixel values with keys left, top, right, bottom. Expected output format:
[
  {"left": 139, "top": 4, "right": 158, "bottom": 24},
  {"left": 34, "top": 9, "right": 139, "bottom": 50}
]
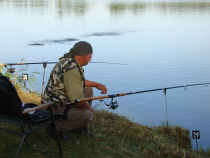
[
  {"left": 66, "top": 108, "right": 93, "bottom": 122},
  {"left": 56, "top": 108, "right": 93, "bottom": 131}
]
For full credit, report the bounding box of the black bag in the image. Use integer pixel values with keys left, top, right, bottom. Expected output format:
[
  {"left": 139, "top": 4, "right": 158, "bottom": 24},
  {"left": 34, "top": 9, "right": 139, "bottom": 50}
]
[
  {"left": 0, "top": 75, "right": 23, "bottom": 117},
  {"left": 0, "top": 75, "right": 50, "bottom": 122}
]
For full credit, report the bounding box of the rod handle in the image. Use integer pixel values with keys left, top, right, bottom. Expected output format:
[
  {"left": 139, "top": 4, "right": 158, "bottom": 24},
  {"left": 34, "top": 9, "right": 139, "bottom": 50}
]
[{"left": 22, "top": 102, "right": 52, "bottom": 114}]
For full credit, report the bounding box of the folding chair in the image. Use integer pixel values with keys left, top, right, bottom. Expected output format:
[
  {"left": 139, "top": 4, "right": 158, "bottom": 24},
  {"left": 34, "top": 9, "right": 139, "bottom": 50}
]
[{"left": 0, "top": 75, "right": 63, "bottom": 158}]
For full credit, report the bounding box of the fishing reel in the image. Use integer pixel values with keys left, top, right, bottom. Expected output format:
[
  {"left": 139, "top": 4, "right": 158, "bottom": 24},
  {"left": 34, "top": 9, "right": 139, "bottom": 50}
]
[{"left": 103, "top": 97, "right": 119, "bottom": 110}]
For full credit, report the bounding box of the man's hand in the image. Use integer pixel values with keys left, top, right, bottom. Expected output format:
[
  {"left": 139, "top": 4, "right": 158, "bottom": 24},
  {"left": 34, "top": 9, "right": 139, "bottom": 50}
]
[{"left": 96, "top": 83, "right": 107, "bottom": 94}]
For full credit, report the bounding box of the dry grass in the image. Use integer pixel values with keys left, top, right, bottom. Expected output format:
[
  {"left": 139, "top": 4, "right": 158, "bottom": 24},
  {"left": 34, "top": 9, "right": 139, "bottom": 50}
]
[{"left": 16, "top": 86, "right": 41, "bottom": 105}]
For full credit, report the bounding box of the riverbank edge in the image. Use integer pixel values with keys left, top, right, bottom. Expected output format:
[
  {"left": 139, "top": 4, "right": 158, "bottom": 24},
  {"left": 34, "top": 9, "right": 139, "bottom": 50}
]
[{"left": 0, "top": 89, "right": 209, "bottom": 158}]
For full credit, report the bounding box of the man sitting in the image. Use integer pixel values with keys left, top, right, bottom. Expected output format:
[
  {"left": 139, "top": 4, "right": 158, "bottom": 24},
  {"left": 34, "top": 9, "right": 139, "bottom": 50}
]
[{"left": 42, "top": 41, "right": 107, "bottom": 136}]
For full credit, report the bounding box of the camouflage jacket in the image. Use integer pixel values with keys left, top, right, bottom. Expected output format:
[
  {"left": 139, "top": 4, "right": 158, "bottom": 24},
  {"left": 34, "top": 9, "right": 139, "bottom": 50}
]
[{"left": 42, "top": 57, "right": 85, "bottom": 107}]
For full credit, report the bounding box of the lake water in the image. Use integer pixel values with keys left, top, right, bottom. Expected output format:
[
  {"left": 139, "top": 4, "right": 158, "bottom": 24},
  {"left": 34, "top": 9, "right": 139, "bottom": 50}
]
[{"left": 1, "top": 0, "right": 210, "bottom": 150}]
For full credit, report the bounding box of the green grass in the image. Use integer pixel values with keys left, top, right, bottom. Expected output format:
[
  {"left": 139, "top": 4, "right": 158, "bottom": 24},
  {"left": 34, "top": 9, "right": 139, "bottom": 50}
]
[
  {"left": 1, "top": 90, "right": 210, "bottom": 158},
  {"left": 1, "top": 110, "right": 210, "bottom": 158}
]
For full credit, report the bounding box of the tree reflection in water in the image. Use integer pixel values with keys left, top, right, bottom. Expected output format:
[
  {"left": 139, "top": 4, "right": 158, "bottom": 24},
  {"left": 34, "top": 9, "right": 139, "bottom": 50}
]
[{"left": 1, "top": 0, "right": 210, "bottom": 17}]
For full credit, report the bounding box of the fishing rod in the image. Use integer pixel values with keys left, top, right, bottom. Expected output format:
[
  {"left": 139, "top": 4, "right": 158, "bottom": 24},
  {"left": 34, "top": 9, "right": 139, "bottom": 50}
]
[
  {"left": 75, "top": 82, "right": 210, "bottom": 109},
  {"left": 22, "top": 82, "right": 210, "bottom": 116},
  {"left": 1, "top": 60, "right": 127, "bottom": 95},
  {"left": 3, "top": 61, "right": 127, "bottom": 66}
]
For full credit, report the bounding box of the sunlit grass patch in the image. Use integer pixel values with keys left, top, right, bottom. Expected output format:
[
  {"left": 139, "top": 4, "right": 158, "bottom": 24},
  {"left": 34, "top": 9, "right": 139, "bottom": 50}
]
[{"left": 16, "top": 86, "right": 41, "bottom": 105}]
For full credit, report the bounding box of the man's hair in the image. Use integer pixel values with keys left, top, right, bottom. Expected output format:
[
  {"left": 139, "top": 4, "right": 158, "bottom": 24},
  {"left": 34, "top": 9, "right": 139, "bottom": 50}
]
[{"left": 70, "top": 41, "right": 93, "bottom": 56}]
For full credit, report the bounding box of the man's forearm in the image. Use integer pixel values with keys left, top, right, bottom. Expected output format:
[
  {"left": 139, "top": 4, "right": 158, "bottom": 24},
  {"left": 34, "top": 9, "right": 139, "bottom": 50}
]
[
  {"left": 85, "top": 80, "right": 100, "bottom": 88},
  {"left": 85, "top": 80, "right": 107, "bottom": 94}
]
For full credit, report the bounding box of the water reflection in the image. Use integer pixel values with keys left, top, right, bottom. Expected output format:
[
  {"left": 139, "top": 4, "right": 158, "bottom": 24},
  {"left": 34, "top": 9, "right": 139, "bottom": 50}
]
[
  {"left": 28, "top": 32, "right": 124, "bottom": 46},
  {"left": 29, "top": 38, "right": 79, "bottom": 46},
  {"left": 56, "top": 0, "right": 89, "bottom": 16},
  {"left": 28, "top": 43, "right": 45, "bottom": 46},
  {"left": 1, "top": 0, "right": 210, "bottom": 16},
  {"left": 109, "top": 1, "right": 210, "bottom": 15},
  {"left": 109, "top": 2, "right": 146, "bottom": 15},
  {"left": 0, "top": 0, "right": 89, "bottom": 16},
  {"left": 84, "top": 32, "right": 122, "bottom": 37},
  {"left": 155, "top": 2, "right": 210, "bottom": 14},
  {"left": 0, "top": 0, "right": 48, "bottom": 8}
]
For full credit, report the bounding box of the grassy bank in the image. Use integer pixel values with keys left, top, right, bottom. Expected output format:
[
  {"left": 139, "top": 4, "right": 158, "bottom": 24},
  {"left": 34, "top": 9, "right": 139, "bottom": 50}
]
[{"left": 0, "top": 90, "right": 210, "bottom": 158}]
